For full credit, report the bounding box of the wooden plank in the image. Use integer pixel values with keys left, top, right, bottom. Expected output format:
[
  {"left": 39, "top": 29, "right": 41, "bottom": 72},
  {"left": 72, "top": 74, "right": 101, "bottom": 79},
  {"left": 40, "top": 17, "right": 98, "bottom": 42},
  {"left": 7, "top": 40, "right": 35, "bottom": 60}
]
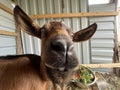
[
  {"left": 30, "top": 11, "right": 118, "bottom": 19},
  {"left": 81, "top": 63, "right": 120, "bottom": 68},
  {"left": 0, "top": 3, "right": 13, "bottom": 15},
  {"left": 16, "top": 26, "right": 23, "bottom": 54},
  {"left": 0, "top": 30, "right": 17, "bottom": 36}
]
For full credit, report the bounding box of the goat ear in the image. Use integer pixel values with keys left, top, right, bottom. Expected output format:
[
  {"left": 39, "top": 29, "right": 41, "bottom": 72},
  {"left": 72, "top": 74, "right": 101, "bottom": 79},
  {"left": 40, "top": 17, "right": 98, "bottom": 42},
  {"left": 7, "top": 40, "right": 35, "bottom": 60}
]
[
  {"left": 73, "top": 23, "right": 97, "bottom": 42},
  {"left": 14, "top": 5, "right": 41, "bottom": 38}
]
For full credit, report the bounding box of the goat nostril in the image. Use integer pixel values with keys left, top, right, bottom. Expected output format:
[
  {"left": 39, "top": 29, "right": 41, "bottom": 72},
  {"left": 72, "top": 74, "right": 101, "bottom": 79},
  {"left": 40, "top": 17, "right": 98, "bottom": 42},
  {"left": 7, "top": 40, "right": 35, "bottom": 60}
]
[{"left": 51, "top": 41, "right": 65, "bottom": 51}]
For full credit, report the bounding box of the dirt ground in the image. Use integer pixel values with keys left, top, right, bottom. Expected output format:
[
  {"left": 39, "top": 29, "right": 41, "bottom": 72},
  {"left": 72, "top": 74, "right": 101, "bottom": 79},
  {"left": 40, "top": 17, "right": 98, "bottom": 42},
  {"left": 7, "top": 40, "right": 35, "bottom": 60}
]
[
  {"left": 102, "top": 73, "right": 120, "bottom": 90},
  {"left": 89, "top": 72, "right": 120, "bottom": 90}
]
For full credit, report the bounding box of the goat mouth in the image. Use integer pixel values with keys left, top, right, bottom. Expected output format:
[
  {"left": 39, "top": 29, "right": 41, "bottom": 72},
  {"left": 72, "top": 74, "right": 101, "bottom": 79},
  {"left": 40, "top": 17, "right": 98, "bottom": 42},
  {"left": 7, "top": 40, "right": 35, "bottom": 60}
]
[
  {"left": 45, "top": 63, "right": 79, "bottom": 73},
  {"left": 57, "top": 67, "right": 68, "bottom": 72},
  {"left": 45, "top": 63, "right": 68, "bottom": 72}
]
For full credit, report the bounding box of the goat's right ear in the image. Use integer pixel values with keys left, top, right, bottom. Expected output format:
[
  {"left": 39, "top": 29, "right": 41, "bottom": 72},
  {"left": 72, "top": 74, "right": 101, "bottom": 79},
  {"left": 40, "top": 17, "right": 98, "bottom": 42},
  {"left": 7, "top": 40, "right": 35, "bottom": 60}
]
[
  {"left": 14, "top": 5, "right": 41, "bottom": 38},
  {"left": 73, "top": 23, "right": 97, "bottom": 42}
]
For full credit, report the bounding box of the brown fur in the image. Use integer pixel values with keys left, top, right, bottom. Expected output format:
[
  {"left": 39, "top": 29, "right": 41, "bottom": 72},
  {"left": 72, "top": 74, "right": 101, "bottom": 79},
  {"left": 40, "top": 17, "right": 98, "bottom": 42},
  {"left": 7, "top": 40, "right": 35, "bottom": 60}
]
[
  {"left": 0, "top": 55, "right": 69, "bottom": 90},
  {"left": 0, "top": 55, "right": 55, "bottom": 90}
]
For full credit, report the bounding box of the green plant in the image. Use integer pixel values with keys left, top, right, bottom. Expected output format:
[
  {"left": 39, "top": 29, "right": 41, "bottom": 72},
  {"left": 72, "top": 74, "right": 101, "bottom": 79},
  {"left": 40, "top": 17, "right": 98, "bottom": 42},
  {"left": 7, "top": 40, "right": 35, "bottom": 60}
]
[{"left": 75, "top": 66, "right": 94, "bottom": 85}]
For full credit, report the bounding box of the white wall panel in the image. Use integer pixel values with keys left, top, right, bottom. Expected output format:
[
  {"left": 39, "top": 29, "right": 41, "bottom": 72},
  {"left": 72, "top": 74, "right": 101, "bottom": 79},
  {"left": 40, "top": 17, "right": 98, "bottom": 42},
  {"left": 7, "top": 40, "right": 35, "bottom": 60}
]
[
  {"left": 62, "top": 0, "right": 72, "bottom": 26},
  {"left": 71, "top": 0, "right": 82, "bottom": 63},
  {"left": 89, "top": 17, "right": 115, "bottom": 22},
  {"left": 80, "top": 0, "right": 91, "bottom": 64},
  {"left": 0, "top": 47, "right": 16, "bottom": 56},
  {"left": 89, "top": 3, "right": 115, "bottom": 12},
  {"left": 0, "top": 0, "right": 16, "bottom": 56},
  {"left": 0, "top": 35, "right": 16, "bottom": 47},
  {"left": 89, "top": 3, "right": 115, "bottom": 72},
  {"left": 91, "top": 40, "right": 114, "bottom": 48}
]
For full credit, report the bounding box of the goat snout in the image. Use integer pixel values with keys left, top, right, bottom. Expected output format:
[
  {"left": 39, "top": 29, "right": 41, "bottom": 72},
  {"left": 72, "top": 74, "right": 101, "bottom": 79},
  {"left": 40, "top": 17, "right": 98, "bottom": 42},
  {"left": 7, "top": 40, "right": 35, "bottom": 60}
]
[
  {"left": 51, "top": 39, "right": 66, "bottom": 52},
  {"left": 51, "top": 39, "right": 73, "bottom": 55}
]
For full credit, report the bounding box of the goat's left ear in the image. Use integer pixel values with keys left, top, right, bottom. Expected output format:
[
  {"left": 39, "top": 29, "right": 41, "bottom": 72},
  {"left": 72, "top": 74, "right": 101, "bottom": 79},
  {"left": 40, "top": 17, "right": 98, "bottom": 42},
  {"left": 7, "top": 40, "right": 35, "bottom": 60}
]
[
  {"left": 73, "top": 23, "right": 97, "bottom": 42},
  {"left": 14, "top": 5, "right": 41, "bottom": 38}
]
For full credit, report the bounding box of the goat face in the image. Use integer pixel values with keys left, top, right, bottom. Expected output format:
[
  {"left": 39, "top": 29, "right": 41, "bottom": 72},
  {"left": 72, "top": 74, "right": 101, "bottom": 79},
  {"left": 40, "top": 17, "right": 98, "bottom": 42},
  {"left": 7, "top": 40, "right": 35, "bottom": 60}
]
[
  {"left": 40, "top": 21, "right": 79, "bottom": 83},
  {"left": 41, "top": 22, "right": 78, "bottom": 70},
  {"left": 14, "top": 5, "right": 97, "bottom": 84}
]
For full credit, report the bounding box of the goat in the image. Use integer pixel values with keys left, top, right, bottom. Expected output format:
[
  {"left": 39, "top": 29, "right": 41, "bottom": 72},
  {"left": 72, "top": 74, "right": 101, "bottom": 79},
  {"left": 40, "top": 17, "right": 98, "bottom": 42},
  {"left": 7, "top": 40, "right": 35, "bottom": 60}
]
[{"left": 0, "top": 5, "right": 97, "bottom": 90}]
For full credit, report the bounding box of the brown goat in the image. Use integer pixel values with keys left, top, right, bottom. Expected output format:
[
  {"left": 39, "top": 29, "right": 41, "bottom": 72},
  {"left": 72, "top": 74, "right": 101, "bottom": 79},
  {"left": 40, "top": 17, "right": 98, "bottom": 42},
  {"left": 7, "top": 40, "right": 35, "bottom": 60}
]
[{"left": 0, "top": 5, "right": 97, "bottom": 90}]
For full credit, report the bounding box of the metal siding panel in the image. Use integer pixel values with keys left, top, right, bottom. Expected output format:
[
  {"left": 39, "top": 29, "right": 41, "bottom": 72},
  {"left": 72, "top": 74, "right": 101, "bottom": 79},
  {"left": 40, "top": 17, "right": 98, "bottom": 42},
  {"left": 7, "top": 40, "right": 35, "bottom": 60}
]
[
  {"left": 0, "top": 35, "right": 16, "bottom": 47},
  {"left": 0, "top": 35, "right": 16, "bottom": 56},
  {"left": 45, "top": 0, "right": 54, "bottom": 22},
  {"left": 92, "top": 31, "right": 114, "bottom": 39},
  {"left": 89, "top": 17, "right": 114, "bottom": 22},
  {"left": 89, "top": 4, "right": 115, "bottom": 69},
  {"left": 37, "top": 0, "right": 46, "bottom": 26},
  {"left": 91, "top": 40, "right": 114, "bottom": 48},
  {"left": 23, "top": 33, "right": 34, "bottom": 54},
  {"left": 0, "top": 0, "right": 13, "bottom": 9},
  {"left": 92, "top": 56, "right": 112, "bottom": 63},
  {"left": 45, "top": 0, "right": 54, "bottom": 14},
  {"left": 0, "top": 9, "right": 14, "bottom": 21},
  {"left": 37, "top": 0, "right": 46, "bottom": 14},
  {"left": 89, "top": 3, "right": 115, "bottom": 12},
  {"left": 63, "top": 0, "right": 72, "bottom": 26},
  {"left": 91, "top": 49, "right": 113, "bottom": 56},
  {"left": 92, "top": 68, "right": 111, "bottom": 72},
  {"left": 54, "top": 0, "right": 62, "bottom": 13},
  {"left": 0, "top": 0, "right": 16, "bottom": 55},
  {"left": 80, "top": 0, "right": 90, "bottom": 64},
  {"left": 0, "top": 47, "right": 16, "bottom": 56},
  {"left": 71, "top": 0, "right": 82, "bottom": 63},
  {"left": 95, "top": 22, "right": 114, "bottom": 30},
  {"left": 53, "top": 0, "right": 62, "bottom": 21},
  {"left": 0, "top": 16, "right": 15, "bottom": 32},
  {"left": 0, "top": 2, "right": 15, "bottom": 32}
]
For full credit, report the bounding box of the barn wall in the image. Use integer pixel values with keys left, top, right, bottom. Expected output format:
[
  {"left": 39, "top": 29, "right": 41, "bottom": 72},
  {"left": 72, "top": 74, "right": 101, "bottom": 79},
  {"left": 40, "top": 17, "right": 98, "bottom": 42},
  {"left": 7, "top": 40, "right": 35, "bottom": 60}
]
[
  {"left": 89, "top": 3, "right": 115, "bottom": 64},
  {"left": 89, "top": 3, "right": 116, "bottom": 72},
  {"left": 0, "top": 0, "right": 16, "bottom": 55},
  {"left": 18, "top": 0, "right": 116, "bottom": 70}
]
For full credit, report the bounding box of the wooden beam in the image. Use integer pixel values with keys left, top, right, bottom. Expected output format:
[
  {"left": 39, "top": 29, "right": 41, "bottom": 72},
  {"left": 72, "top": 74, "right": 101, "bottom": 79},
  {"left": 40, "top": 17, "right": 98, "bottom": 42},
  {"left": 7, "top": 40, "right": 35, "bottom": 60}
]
[
  {"left": 0, "top": 3, "right": 13, "bottom": 15},
  {"left": 30, "top": 11, "right": 119, "bottom": 19},
  {"left": 81, "top": 63, "right": 120, "bottom": 68},
  {"left": 0, "top": 30, "right": 17, "bottom": 36},
  {"left": 16, "top": 27, "right": 23, "bottom": 54}
]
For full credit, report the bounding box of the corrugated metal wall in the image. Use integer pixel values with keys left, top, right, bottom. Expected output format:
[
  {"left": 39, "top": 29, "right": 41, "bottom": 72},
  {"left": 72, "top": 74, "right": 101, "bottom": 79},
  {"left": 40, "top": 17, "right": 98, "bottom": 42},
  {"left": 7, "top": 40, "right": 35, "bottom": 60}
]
[
  {"left": 89, "top": 3, "right": 116, "bottom": 72},
  {"left": 89, "top": 3, "right": 115, "bottom": 64},
  {"left": 0, "top": 0, "right": 16, "bottom": 55},
  {"left": 18, "top": 0, "right": 116, "bottom": 69}
]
